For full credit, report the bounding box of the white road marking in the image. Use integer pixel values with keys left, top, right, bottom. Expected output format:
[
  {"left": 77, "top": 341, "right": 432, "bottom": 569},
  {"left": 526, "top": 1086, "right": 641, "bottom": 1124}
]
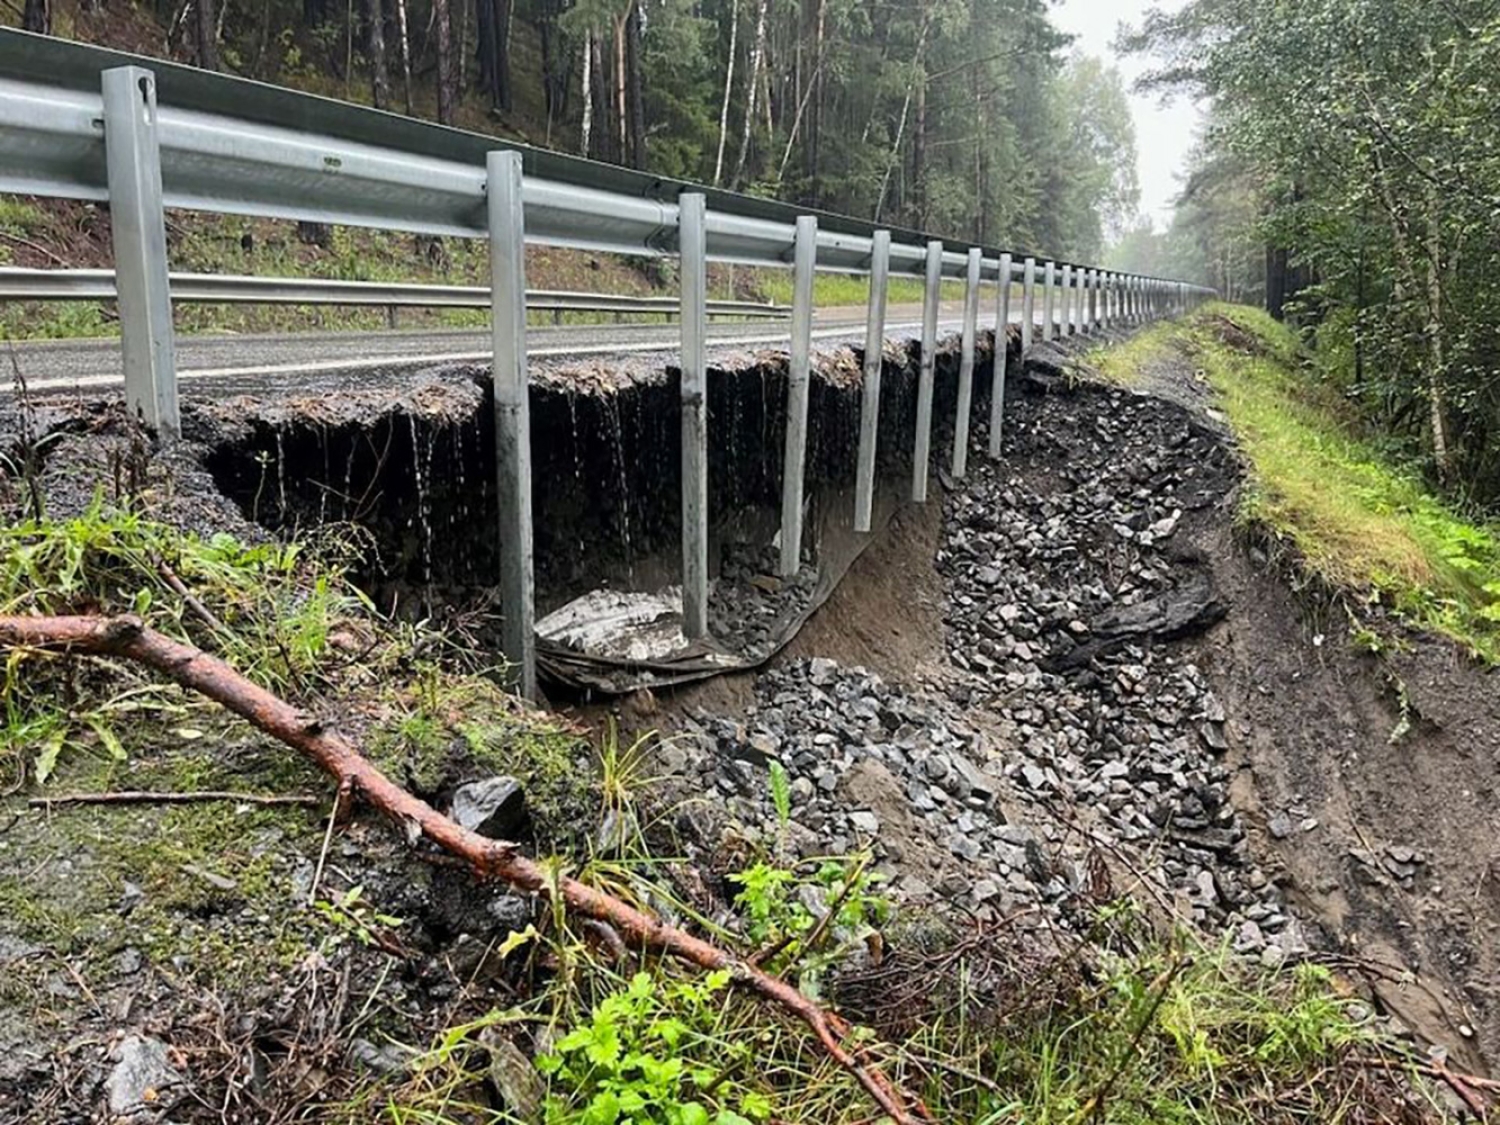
[{"left": 5, "top": 318, "right": 960, "bottom": 393}]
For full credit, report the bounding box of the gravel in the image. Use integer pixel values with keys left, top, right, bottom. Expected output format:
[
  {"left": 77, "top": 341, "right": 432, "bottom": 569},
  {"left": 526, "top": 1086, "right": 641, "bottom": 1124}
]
[{"left": 664, "top": 376, "right": 1309, "bottom": 959}]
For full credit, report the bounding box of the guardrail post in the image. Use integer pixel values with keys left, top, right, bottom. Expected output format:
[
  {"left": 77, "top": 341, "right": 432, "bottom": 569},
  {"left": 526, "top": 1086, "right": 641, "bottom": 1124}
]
[
  {"left": 1021, "top": 256, "right": 1036, "bottom": 352},
  {"left": 1041, "top": 260, "right": 1056, "bottom": 342},
  {"left": 1089, "top": 269, "right": 1100, "bottom": 332},
  {"left": 102, "top": 66, "right": 178, "bottom": 437},
  {"left": 912, "top": 240, "right": 943, "bottom": 503},
  {"left": 779, "top": 215, "right": 817, "bottom": 577},
  {"left": 486, "top": 150, "right": 537, "bottom": 699},
  {"left": 951, "top": 247, "right": 981, "bottom": 480},
  {"left": 989, "top": 251, "right": 1012, "bottom": 460},
  {"left": 1106, "top": 272, "right": 1116, "bottom": 327},
  {"left": 679, "top": 193, "right": 709, "bottom": 639},
  {"left": 1060, "top": 264, "right": 1073, "bottom": 338},
  {"left": 854, "top": 230, "right": 890, "bottom": 534}
]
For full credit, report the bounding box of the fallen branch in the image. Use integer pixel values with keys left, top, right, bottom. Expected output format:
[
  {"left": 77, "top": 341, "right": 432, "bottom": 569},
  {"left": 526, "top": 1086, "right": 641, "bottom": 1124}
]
[
  {"left": 30, "top": 790, "right": 321, "bottom": 809},
  {"left": 0, "top": 614, "right": 926, "bottom": 1125}
]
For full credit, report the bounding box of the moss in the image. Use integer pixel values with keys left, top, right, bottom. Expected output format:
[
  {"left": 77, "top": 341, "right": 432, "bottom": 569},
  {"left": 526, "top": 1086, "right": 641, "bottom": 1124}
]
[
  {"left": 0, "top": 712, "right": 330, "bottom": 984},
  {"left": 366, "top": 670, "right": 594, "bottom": 847},
  {"left": 1094, "top": 303, "right": 1500, "bottom": 661}
]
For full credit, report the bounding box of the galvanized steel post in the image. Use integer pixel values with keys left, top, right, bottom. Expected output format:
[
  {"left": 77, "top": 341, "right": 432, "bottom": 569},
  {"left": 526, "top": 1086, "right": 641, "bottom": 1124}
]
[
  {"left": 487, "top": 150, "right": 537, "bottom": 699},
  {"left": 912, "top": 240, "right": 943, "bottom": 503},
  {"left": 779, "top": 215, "right": 817, "bottom": 577},
  {"left": 1060, "top": 264, "right": 1073, "bottom": 338},
  {"left": 102, "top": 67, "right": 179, "bottom": 437},
  {"left": 678, "top": 192, "right": 709, "bottom": 639},
  {"left": 854, "top": 231, "right": 890, "bottom": 534},
  {"left": 951, "top": 247, "right": 981, "bottom": 480},
  {"left": 989, "top": 251, "right": 1012, "bottom": 460},
  {"left": 1021, "top": 257, "right": 1037, "bottom": 352},
  {"left": 1041, "top": 260, "right": 1056, "bottom": 342}
]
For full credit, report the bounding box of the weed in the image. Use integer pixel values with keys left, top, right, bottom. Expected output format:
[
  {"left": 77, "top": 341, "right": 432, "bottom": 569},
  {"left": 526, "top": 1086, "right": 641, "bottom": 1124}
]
[
  {"left": 313, "top": 884, "right": 405, "bottom": 950},
  {"left": 538, "top": 970, "right": 768, "bottom": 1125}
]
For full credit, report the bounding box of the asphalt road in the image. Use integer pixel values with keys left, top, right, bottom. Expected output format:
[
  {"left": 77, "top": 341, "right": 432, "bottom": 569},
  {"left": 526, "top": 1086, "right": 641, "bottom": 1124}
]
[{"left": 3, "top": 301, "right": 979, "bottom": 398}]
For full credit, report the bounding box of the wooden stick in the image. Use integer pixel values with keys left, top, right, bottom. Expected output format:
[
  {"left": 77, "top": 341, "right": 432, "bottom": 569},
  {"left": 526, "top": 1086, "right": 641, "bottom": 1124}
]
[
  {"left": 29, "top": 790, "right": 321, "bottom": 809},
  {"left": 0, "top": 614, "right": 925, "bottom": 1125}
]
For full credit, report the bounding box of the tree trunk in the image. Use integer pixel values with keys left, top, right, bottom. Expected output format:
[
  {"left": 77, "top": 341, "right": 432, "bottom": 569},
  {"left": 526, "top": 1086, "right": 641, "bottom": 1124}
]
[
  {"left": 1424, "top": 190, "right": 1452, "bottom": 480},
  {"left": 912, "top": 51, "right": 927, "bottom": 226},
  {"left": 476, "top": 0, "right": 498, "bottom": 106},
  {"left": 580, "top": 31, "right": 594, "bottom": 156},
  {"left": 22, "top": 0, "right": 50, "bottom": 34},
  {"left": 625, "top": 1, "right": 646, "bottom": 169},
  {"left": 366, "top": 0, "right": 391, "bottom": 108},
  {"left": 803, "top": 0, "right": 825, "bottom": 205},
  {"left": 496, "top": 0, "right": 513, "bottom": 111},
  {"left": 589, "top": 32, "right": 611, "bottom": 160},
  {"left": 614, "top": 12, "right": 628, "bottom": 162},
  {"left": 433, "top": 0, "right": 456, "bottom": 124},
  {"left": 713, "top": 0, "right": 739, "bottom": 186},
  {"left": 195, "top": 0, "right": 220, "bottom": 71},
  {"left": 730, "top": 0, "right": 769, "bottom": 189},
  {"left": 394, "top": 0, "right": 414, "bottom": 113}
]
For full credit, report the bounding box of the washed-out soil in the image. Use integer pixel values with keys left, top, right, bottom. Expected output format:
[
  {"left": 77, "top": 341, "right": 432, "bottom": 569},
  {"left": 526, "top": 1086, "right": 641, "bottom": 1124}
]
[{"left": 0, "top": 319, "right": 1495, "bottom": 1119}]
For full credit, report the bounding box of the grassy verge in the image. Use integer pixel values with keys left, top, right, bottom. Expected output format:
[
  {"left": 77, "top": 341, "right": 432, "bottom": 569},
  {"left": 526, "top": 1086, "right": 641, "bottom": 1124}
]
[{"left": 1092, "top": 303, "right": 1500, "bottom": 661}]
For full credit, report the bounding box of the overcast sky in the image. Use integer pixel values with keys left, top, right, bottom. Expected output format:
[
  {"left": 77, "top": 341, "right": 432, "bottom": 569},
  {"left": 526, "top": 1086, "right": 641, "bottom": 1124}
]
[{"left": 1048, "top": 0, "right": 1203, "bottom": 231}]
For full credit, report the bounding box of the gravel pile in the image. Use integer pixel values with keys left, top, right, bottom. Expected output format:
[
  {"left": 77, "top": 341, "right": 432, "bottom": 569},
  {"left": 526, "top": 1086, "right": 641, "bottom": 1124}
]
[{"left": 676, "top": 378, "right": 1310, "bottom": 963}]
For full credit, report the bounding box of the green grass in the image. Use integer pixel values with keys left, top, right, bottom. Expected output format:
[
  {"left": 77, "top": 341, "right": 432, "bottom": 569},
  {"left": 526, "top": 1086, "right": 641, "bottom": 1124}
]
[
  {"left": 1093, "top": 303, "right": 1500, "bottom": 661},
  {"left": 756, "top": 272, "right": 971, "bottom": 309}
]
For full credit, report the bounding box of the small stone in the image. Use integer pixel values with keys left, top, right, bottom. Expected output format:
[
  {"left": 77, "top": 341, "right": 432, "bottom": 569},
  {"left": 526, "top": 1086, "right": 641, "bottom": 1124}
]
[
  {"left": 1300, "top": 817, "right": 1319, "bottom": 833},
  {"left": 1100, "top": 761, "right": 1130, "bottom": 781},
  {"left": 451, "top": 777, "right": 528, "bottom": 840},
  {"left": 1021, "top": 764, "right": 1048, "bottom": 791},
  {"left": 1267, "top": 812, "right": 1292, "bottom": 840},
  {"left": 808, "top": 658, "right": 839, "bottom": 685},
  {"left": 107, "top": 1035, "right": 185, "bottom": 1116},
  {"left": 849, "top": 811, "right": 880, "bottom": 835},
  {"left": 1233, "top": 919, "right": 1265, "bottom": 953},
  {"left": 350, "top": 1038, "right": 413, "bottom": 1076}
]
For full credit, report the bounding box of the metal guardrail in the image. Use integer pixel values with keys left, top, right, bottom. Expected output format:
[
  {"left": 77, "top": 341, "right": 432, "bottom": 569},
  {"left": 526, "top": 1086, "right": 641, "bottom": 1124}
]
[
  {"left": 0, "top": 267, "right": 789, "bottom": 318},
  {"left": 0, "top": 29, "right": 1216, "bottom": 697}
]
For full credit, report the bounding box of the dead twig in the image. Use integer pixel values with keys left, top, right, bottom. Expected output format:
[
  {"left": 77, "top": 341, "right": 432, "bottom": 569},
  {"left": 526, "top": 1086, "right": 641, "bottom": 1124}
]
[
  {"left": 0, "top": 229, "right": 67, "bottom": 267},
  {"left": 0, "top": 613, "right": 927, "bottom": 1125},
  {"left": 155, "top": 558, "right": 229, "bottom": 635},
  {"left": 29, "top": 790, "right": 321, "bottom": 809},
  {"left": 1077, "top": 955, "right": 1190, "bottom": 1122}
]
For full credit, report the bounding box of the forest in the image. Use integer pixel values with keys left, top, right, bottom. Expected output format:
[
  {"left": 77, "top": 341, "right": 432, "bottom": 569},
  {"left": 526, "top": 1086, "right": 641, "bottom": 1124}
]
[
  {"left": 1110, "top": 0, "right": 1500, "bottom": 506},
  {"left": 15, "top": 0, "right": 1139, "bottom": 262}
]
